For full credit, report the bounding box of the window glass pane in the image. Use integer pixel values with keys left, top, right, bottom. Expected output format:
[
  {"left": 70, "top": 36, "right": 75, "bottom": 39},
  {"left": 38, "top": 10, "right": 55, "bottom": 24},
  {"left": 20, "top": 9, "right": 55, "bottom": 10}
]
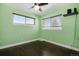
[
  {"left": 13, "top": 15, "right": 25, "bottom": 24},
  {"left": 42, "top": 16, "right": 62, "bottom": 30},
  {"left": 51, "top": 16, "right": 62, "bottom": 27},
  {"left": 43, "top": 18, "right": 51, "bottom": 27},
  {"left": 25, "top": 18, "right": 34, "bottom": 24}
]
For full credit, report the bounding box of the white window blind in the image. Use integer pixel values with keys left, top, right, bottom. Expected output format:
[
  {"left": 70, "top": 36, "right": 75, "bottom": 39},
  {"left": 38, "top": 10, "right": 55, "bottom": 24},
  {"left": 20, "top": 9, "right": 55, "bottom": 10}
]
[
  {"left": 13, "top": 14, "right": 35, "bottom": 25},
  {"left": 42, "top": 15, "right": 62, "bottom": 30},
  {"left": 13, "top": 15, "right": 25, "bottom": 24}
]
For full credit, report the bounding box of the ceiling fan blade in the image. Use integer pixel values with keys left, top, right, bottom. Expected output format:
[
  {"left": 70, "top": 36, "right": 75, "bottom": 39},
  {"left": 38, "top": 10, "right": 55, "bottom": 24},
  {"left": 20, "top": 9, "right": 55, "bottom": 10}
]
[
  {"left": 31, "top": 6, "right": 34, "bottom": 8},
  {"left": 38, "top": 3, "right": 48, "bottom": 6}
]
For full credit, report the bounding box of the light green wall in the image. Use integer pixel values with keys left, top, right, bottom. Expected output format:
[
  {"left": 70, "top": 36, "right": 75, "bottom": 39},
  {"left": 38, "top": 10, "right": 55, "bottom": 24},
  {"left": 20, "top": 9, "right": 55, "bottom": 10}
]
[
  {"left": 0, "top": 4, "right": 2, "bottom": 44},
  {"left": 73, "top": 4, "right": 79, "bottom": 48},
  {"left": 0, "top": 3, "right": 79, "bottom": 49},
  {"left": 73, "top": 14, "right": 79, "bottom": 48},
  {"left": 0, "top": 4, "right": 39, "bottom": 47},
  {"left": 40, "top": 4, "right": 78, "bottom": 47}
]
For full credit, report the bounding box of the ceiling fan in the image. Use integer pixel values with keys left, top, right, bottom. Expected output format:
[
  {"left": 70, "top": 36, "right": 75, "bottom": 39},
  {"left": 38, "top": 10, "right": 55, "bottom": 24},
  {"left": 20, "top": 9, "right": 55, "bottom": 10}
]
[{"left": 31, "top": 3, "right": 48, "bottom": 12}]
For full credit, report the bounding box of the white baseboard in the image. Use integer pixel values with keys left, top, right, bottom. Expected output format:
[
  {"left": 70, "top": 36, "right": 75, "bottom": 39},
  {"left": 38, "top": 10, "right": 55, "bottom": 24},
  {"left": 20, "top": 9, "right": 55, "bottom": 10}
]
[
  {"left": 39, "top": 38, "right": 79, "bottom": 52},
  {"left": 0, "top": 38, "right": 79, "bottom": 52},
  {"left": 0, "top": 39, "right": 39, "bottom": 49}
]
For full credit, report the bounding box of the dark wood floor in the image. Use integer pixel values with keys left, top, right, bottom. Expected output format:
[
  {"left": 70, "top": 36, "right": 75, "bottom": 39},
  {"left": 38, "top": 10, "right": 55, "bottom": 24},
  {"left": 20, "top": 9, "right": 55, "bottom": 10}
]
[{"left": 0, "top": 40, "right": 79, "bottom": 56}]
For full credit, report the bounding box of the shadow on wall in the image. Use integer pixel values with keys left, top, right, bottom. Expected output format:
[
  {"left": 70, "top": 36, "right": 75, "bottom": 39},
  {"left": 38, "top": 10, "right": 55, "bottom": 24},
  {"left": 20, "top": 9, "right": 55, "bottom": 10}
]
[{"left": 0, "top": 40, "right": 79, "bottom": 56}]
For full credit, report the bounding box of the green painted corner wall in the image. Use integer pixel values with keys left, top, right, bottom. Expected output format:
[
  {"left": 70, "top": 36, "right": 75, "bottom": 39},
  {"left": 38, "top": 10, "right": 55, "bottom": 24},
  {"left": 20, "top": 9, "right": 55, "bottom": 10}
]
[
  {"left": 0, "top": 4, "right": 2, "bottom": 44},
  {"left": 0, "top": 4, "right": 39, "bottom": 47},
  {"left": 40, "top": 3, "right": 79, "bottom": 48},
  {"left": 73, "top": 4, "right": 79, "bottom": 48},
  {"left": 0, "top": 3, "right": 79, "bottom": 49}
]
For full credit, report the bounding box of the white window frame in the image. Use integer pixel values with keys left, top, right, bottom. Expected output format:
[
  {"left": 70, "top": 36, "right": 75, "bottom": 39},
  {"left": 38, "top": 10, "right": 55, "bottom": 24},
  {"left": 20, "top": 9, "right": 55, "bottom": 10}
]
[
  {"left": 13, "top": 13, "right": 35, "bottom": 25},
  {"left": 42, "top": 14, "right": 62, "bottom": 30}
]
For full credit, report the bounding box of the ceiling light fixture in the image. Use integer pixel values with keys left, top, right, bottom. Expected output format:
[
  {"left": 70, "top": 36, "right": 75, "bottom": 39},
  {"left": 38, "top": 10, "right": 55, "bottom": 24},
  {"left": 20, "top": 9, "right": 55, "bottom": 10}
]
[
  {"left": 31, "top": 3, "right": 48, "bottom": 12},
  {"left": 34, "top": 3, "right": 42, "bottom": 11},
  {"left": 34, "top": 4, "right": 39, "bottom": 10}
]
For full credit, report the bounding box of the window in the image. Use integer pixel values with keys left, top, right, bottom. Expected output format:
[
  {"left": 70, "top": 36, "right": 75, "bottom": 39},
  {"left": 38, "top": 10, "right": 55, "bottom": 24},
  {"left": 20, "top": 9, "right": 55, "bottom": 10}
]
[
  {"left": 42, "top": 15, "right": 62, "bottom": 30},
  {"left": 25, "top": 18, "right": 34, "bottom": 24},
  {"left": 13, "top": 15, "right": 25, "bottom": 24},
  {"left": 13, "top": 13, "right": 35, "bottom": 25}
]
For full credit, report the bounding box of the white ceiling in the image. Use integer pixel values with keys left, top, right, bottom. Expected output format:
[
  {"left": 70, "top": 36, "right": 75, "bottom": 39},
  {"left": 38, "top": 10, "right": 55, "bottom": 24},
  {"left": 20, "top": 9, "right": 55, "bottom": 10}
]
[
  {"left": 4, "top": 3, "right": 76, "bottom": 15},
  {"left": 4, "top": 3, "right": 68, "bottom": 15}
]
